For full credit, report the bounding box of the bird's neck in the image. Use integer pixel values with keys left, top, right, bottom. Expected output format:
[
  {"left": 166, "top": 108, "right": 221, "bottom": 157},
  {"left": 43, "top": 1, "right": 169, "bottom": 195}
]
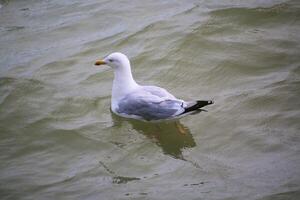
[{"left": 111, "top": 63, "right": 138, "bottom": 108}]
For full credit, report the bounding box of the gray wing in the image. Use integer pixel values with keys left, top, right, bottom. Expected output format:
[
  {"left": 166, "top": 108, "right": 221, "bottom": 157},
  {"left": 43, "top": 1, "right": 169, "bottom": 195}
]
[{"left": 117, "top": 90, "right": 184, "bottom": 121}]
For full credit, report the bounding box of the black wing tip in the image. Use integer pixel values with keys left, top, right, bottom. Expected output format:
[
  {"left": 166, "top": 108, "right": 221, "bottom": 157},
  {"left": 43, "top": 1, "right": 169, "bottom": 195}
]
[
  {"left": 183, "top": 100, "right": 214, "bottom": 114},
  {"left": 196, "top": 100, "right": 214, "bottom": 107}
]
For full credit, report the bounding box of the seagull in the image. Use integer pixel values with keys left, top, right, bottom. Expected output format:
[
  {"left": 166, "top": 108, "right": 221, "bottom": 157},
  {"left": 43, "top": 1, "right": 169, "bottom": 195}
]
[{"left": 94, "top": 52, "right": 213, "bottom": 122}]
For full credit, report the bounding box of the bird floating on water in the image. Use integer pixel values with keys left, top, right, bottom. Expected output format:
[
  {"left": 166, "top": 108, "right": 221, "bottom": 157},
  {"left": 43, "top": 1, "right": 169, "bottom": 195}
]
[{"left": 94, "top": 52, "right": 213, "bottom": 122}]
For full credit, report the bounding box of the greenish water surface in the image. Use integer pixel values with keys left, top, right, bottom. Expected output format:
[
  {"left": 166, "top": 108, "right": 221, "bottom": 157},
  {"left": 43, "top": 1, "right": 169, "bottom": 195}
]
[{"left": 0, "top": 0, "right": 300, "bottom": 199}]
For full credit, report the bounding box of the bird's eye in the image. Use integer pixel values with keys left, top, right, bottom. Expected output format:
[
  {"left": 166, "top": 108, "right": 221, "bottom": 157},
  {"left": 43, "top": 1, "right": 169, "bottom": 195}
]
[{"left": 108, "top": 59, "right": 113, "bottom": 62}]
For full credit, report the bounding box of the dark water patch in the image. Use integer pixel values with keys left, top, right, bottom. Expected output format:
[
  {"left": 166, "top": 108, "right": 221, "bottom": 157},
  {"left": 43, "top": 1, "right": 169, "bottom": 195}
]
[
  {"left": 112, "top": 176, "right": 140, "bottom": 184},
  {"left": 0, "top": 26, "right": 25, "bottom": 32},
  {"left": 183, "top": 181, "right": 206, "bottom": 187},
  {"left": 124, "top": 192, "right": 148, "bottom": 198}
]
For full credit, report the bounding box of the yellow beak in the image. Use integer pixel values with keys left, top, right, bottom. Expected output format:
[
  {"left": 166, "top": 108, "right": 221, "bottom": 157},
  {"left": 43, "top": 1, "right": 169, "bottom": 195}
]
[{"left": 94, "top": 60, "right": 106, "bottom": 66}]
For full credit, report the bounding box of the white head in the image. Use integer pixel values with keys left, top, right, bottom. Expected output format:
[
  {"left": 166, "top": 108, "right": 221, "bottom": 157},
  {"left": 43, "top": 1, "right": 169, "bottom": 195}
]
[
  {"left": 94, "top": 52, "right": 138, "bottom": 93},
  {"left": 95, "top": 52, "right": 130, "bottom": 69}
]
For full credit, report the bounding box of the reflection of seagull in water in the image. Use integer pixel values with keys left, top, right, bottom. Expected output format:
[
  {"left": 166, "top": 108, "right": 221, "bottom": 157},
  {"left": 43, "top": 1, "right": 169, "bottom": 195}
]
[
  {"left": 95, "top": 52, "right": 213, "bottom": 122},
  {"left": 111, "top": 114, "right": 196, "bottom": 160}
]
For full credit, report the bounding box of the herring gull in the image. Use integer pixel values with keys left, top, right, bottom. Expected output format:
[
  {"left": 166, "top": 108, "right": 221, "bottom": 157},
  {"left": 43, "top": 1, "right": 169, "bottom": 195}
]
[{"left": 94, "top": 52, "right": 213, "bottom": 121}]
